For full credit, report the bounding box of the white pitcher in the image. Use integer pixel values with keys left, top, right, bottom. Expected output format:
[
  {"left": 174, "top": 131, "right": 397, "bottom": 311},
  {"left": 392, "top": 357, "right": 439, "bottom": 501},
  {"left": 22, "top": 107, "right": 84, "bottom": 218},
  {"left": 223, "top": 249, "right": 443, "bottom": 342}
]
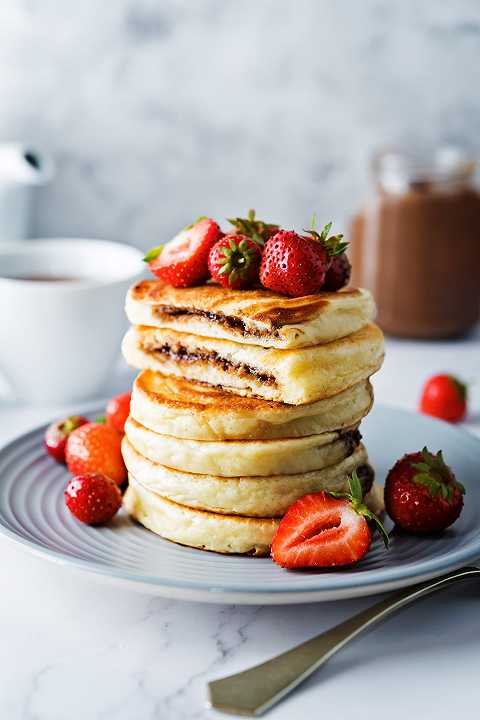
[{"left": 0, "top": 143, "right": 55, "bottom": 242}]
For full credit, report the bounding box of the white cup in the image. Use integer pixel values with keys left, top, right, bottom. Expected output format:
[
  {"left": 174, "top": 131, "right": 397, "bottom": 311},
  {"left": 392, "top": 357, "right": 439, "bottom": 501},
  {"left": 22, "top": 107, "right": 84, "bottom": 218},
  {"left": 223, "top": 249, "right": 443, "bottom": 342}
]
[{"left": 0, "top": 239, "right": 144, "bottom": 404}]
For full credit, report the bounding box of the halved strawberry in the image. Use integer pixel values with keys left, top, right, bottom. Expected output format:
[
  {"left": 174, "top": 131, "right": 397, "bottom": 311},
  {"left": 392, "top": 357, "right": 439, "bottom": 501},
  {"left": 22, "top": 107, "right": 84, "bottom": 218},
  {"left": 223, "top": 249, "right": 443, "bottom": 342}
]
[
  {"left": 144, "top": 217, "right": 222, "bottom": 288},
  {"left": 271, "top": 472, "right": 388, "bottom": 569}
]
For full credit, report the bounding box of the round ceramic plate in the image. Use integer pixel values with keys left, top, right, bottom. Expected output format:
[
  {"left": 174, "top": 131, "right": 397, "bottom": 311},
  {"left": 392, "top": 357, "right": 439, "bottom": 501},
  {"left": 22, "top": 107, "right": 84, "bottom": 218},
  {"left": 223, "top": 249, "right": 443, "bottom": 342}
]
[{"left": 0, "top": 405, "right": 479, "bottom": 604}]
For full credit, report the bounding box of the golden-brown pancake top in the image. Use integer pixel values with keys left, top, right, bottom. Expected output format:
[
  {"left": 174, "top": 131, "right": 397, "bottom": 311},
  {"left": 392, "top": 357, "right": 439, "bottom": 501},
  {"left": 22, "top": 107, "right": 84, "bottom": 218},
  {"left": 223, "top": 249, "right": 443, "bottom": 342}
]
[{"left": 130, "top": 279, "right": 366, "bottom": 329}]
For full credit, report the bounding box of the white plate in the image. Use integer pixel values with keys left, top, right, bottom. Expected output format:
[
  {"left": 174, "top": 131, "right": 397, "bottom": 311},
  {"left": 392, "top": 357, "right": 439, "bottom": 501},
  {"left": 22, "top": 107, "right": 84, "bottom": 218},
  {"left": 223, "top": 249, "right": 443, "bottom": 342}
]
[{"left": 0, "top": 405, "right": 479, "bottom": 603}]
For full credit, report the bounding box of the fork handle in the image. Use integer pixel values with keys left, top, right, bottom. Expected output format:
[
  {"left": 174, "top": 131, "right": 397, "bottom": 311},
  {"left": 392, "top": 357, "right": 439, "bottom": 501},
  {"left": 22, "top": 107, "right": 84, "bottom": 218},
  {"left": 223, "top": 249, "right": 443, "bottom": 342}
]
[{"left": 208, "top": 565, "right": 480, "bottom": 717}]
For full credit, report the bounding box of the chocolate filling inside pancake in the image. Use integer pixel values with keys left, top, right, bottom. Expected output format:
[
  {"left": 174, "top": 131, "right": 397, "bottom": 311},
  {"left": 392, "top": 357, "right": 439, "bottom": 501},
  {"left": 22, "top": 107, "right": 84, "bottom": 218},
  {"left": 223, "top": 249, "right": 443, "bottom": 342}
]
[
  {"left": 141, "top": 339, "right": 276, "bottom": 385},
  {"left": 340, "top": 428, "right": 363, "bottom": 455},
  {"left": 356, "top": 463, "right": 374, "bottom": 496},
  {"left": 153, "top": 306, "right": 278, "bottom": 340}
]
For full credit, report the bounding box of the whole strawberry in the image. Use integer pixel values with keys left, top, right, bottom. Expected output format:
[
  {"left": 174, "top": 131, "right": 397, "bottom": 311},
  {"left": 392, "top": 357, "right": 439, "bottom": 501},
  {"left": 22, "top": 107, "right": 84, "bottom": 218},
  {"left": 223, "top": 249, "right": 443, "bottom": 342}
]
[
  {"left": 144, "top": 217, "right": 222, "bottom": 288},
  {"left": 66, "top": 422, "right": 127, "bottom": 485},
  {"left": 44, "top": 415, "right": 88, "bottom": 464},
  {"left": 65, "top": 474, "right": 122, "bottom": 525},
  {"left": 385, "top": 447, "right": 464, "bottom": 534},
  {"left": 260, "top": 230, "right": 330, "bottom": 297},
  {"left": 208, "top": 234, "right": 262, "bottom": 289},
  {"left": 323, "top": 252, "right": 351, "bottom": 291},
  {"left": 260, "top": 220, "right": 348, "bottom": 298},
  {"left": 106, "top": 391, "right": 131, "bottom": 434},
  {"left": 419, "top": 374, "right": 467, "bottom": 423}
]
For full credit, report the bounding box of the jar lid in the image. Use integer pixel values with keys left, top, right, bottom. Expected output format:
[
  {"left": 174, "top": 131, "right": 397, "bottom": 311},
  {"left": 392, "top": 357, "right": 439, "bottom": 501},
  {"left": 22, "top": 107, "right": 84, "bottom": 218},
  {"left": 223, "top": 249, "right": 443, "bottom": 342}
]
[{"left": 372, "top": 145, "right": 476, "bottom": 194}]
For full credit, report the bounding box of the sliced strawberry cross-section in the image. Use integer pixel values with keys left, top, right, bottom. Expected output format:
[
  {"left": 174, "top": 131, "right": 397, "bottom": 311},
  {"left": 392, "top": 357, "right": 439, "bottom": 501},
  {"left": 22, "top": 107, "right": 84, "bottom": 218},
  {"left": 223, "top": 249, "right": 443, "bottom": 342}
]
[
  {"left": 144, "top": 216, "right": 222, "bottom": 288},
  {"left": 271, "top": 471, "right": 388, "bottom": 569}
]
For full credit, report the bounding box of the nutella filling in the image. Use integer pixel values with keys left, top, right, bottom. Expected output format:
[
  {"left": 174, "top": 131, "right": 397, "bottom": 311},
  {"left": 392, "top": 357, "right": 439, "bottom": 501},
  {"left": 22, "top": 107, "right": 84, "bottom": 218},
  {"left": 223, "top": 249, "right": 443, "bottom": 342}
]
[
  {"left": 153, "top": 306, "right": 280, "bottom": 339},
  {"left": 340, "top": 428, "right": 362, "bottom": 455},
  {"left": 356, "top": 463, "right": 374, "bottom": 496},
  {"left": 143, "top": 341, "right": 276, "bottom": 385}
]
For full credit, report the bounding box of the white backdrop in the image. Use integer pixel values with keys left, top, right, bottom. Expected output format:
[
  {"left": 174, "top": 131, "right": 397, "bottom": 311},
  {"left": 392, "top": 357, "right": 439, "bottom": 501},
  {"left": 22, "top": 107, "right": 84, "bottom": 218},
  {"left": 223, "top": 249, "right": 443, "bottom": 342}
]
[{"left": 0, "top": 0, "right": 479, "bottom": 248}]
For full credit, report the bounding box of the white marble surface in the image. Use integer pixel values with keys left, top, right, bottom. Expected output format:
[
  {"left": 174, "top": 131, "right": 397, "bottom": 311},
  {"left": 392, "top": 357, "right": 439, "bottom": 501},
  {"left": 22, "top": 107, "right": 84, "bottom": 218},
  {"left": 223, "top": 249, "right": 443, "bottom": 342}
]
[
  {"left": 0, "top": 330, "right": 479, "bottom": 719},
  {"left": 0, "top": 0, "right": 480, "bottom": 246}
]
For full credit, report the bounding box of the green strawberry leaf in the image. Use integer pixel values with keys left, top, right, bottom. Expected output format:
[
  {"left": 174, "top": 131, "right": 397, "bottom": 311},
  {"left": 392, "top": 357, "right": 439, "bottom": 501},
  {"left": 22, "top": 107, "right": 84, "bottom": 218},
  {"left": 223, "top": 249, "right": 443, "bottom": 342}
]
[
  {"left": 63, "top": 417, "right": 78, "bottom": 434},
  {"left": 303, "top": 218, "right": 349, "bottom": 256},
  {"left": 348, "top": 470, "right": 363, "bottom": 503},
  {"left": 227, "top": 209, "right": 279, "bottom": 247},
  {"left": 320, "top": 221, "right": 332, "bottom": 242},
  {"left": 184, "top": 215, "right": 208, "bottom": 230},
  {"left": 95, "top": 415, "right": 106, "bottom": 424},
  {"left": 143, "top": 245, "right": 163, "bottom": 263},
  {"left": 329, "top": 470, "right": 390, "bottom": 549},
  {"left": 411, "top": 447, "right": 464, "bottom": 503},
  {"left": 357, "top": 505, "right": 390, "bottom": 549},
  {"left": 212, "top": 235, "right": 260, "bottom": 283},
  {"left": 324, "top": 233, "right": 348, "bottom": 257}
]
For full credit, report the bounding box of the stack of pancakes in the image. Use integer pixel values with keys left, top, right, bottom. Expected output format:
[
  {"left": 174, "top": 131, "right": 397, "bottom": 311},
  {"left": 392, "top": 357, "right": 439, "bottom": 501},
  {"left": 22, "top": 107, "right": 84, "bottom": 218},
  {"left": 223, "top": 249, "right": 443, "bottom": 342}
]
[{"left": 122, "top": 279, "right": 385, "bottom": 556}]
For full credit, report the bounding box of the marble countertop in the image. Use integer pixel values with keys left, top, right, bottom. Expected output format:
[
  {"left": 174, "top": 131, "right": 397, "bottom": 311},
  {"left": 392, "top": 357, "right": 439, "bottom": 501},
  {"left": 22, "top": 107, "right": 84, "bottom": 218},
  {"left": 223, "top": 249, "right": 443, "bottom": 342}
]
[{"left": 1, "top": 329, "right": 479, "bottom": 720}]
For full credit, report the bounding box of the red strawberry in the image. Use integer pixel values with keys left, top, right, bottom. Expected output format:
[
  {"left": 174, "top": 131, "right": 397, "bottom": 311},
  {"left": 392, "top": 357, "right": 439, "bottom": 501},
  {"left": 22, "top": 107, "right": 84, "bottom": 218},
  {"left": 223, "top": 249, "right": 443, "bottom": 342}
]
[
  {"left": 323, "top": 252, "right": 351, "bottom": 291},
  {"left": 271, "top": 472, "right": 388, "bottom": 569},
  {"left": 259, "top": 219, "right": 349, "bottom": 298},
  {"left": 227, "top": 209, "right": 279, "bottom": 244},
  {"left": 208, "top": 234, "right": 262, "bottom": 289},
  {"left": 65, "top": 474, "right": 122, "bottom": 525},
  {"left": 44, "top": 415, "right": 88, "bottom": 464},
  {"left": 106, "top": 391, "right": 131, "bottom": 434},
  {"left": 419, "top": 374, "right": 467, "bottom": 423},
  {"left": 65, "top": 422, "right": 127, "bottom": 485},
  {"left": 144, "top": 217, "right": 222, "bottom": 288},
  {"left": 384, "top": 448, "right": 465, "bottom": 534},
  {"left": 260, "top": 230, "right": 330, "bottom": 297}
]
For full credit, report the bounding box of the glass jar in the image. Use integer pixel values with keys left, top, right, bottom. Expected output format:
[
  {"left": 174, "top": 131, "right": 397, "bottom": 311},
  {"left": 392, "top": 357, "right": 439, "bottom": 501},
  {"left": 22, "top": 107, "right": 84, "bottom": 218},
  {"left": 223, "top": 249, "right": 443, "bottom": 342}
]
[{"left": 349, "top": 146, "right": 480, "bottom": 338}]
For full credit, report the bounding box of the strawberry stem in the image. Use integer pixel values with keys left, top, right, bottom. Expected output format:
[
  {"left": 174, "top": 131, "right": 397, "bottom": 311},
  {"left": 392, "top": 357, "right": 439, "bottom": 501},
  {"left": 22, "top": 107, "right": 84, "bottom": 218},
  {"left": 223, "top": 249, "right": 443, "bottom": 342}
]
[
  {"left": 227, "top": 209, "right": 279, "bottom": 247},
  {"left": 217, "top": 235, "right": 259, "bottom": 283},
  {"left": 330, "top": 469, "right": 390, "bottom": 548},
  {"left": 411, "top": 447, "right": 465, "bottom": 502},
  {"left": 302, "top": 218, "right": 348, "bottom": 257}
]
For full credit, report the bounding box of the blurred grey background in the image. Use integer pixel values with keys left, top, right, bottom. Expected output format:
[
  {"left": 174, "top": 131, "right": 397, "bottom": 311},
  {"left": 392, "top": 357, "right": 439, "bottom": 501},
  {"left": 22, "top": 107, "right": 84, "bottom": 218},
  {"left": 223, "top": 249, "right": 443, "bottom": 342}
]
[{"left": 1, "top": 0, "right": 479, "bottom": 248}]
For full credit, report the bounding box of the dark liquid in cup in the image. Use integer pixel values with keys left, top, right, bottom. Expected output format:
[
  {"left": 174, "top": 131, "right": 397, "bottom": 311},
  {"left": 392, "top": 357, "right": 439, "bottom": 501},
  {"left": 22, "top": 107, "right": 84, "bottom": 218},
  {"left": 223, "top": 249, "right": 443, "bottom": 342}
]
[{"left": 1, "top": 274, "right": 82, "bottom": 282}]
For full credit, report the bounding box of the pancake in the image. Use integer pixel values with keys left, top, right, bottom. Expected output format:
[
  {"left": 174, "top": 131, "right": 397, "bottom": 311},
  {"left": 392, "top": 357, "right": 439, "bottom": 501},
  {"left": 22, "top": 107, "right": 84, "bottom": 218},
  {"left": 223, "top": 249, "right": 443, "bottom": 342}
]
[
  {"left": 124, "top": 416, "right": 361, "bottom": 477},
  {"left": 122, "top": 438, "right": 371, "bottom": 517},
  {"left": 123, "top": 476, "right": 277, "bottom": 556},
  {"left": 126, "top": 279, "right": 376, "bottom": 349},
  {"left": 123, "top": 474, "right": 384, "bottom": 556},
  {"left": 131, "top": 370, "right": 374, "bottom": 440},
  {"left": 122, "top": 323, "right": 384, "bottom": 405}
]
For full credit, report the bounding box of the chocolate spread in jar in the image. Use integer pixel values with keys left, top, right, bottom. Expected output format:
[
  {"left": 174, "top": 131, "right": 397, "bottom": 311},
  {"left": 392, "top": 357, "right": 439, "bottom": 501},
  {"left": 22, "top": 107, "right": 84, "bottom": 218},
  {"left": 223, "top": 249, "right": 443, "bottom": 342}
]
[{"left": 350, "top": 147, "right": 480, "bottom": 338}]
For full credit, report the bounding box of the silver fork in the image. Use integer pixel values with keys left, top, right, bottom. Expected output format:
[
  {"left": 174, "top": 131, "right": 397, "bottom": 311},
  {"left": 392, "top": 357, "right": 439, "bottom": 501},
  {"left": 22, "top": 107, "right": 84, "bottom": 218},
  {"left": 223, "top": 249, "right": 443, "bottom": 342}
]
[{"left": 208, "top": 565, "right": 480, "bottom": 717}]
